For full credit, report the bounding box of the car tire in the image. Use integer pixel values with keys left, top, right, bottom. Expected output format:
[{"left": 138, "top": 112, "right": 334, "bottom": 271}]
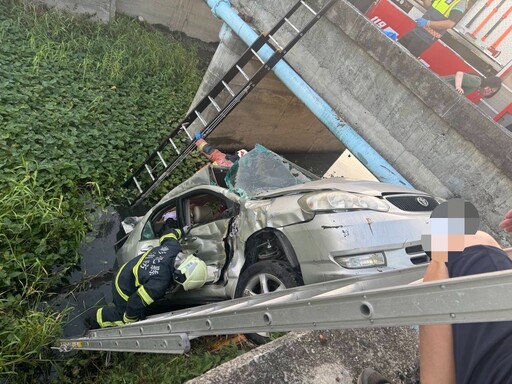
[{"left": 234, "top": 260, "right": 303, "bottom": 345}]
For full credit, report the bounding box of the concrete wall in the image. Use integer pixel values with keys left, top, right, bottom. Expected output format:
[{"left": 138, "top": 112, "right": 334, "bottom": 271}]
[
  {"left": 37, "top": 0, "right": 116, "bottom": 22},
  {"left": 188, "top": 328, "right": 420, "bottom": 384},
  {"left": 35, "top": 0, "right": 222, "bottom": 41},
  {"left": 117, "top": 0, "right": 222, "bottom": 42},
  {"left": 204, "top": 0, "right": 512, "bottom": 243},
  {"left": 188, "top": 25, "right": 345, "bottom": 154}
]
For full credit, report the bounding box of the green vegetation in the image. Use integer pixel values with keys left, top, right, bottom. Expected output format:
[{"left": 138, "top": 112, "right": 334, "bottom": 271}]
[
  {"left": 54, "top": 340, "right": 250, "bottom": 383},
  {"left": 0, "top": 1, "right": 247, "bottom": 382}
]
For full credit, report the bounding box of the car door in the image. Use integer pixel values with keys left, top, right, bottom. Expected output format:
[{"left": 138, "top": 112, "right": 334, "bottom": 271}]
[
  {"left": 179, "top": 190, "right": 237, "bottom": 280},
  {"left": 134, "top": 202, "right": 180, "bottom": 258}
]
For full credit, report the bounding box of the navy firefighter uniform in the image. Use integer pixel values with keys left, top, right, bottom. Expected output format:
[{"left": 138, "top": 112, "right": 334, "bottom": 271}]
[{"left": 96, "top": 228, "right": 182, "bottom": 328}]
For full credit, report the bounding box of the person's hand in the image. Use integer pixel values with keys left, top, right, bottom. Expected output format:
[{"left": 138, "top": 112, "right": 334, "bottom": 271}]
[
  {"left": 455, "top": 86, "right": 464, "bottom": 95},
  {"left": 499, "top": 209, "right": 512, "bottom": 233},
  {"left": 195, "top": 132, "right": 203, "bottom": 140},
  {"left": 383, "top": 31, "right": 398, "bottom": 40},
  {"left": 416, "top": 18, "right": 429, "bottom": 28}
]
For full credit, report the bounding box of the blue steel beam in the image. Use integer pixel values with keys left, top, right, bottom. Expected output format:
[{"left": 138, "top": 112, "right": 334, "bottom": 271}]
[{"left": 206, "top": 0, "right": 412, "bottom": 188}]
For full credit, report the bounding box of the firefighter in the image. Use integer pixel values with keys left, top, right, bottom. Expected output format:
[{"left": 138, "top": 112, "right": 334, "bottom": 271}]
[
  {"left": 91, "top": 222, "right": 208, "bottom": 329},
  {"left": 398, "top": 0, "right": 467, "bottom": 57},
  {"left": 194, "top": 132, "right": 247, "bottom": 167}
]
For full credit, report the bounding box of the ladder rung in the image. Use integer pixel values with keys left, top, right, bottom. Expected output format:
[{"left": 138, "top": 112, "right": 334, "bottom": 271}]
[
  {"left": 236, "top": 65, "right": 250, "bottom": 81},
  {"left": 221, "top": 81, "right": 235, "bottom": 96},
  {"left": 268, "top": 34, "right": 284, "bottom": 51},
  {"left": 180, "top": 125, "right": 193, "bottom": 141},
  {"left": 194, "top": 110, "right": 208, "bottom": 127},
  {"left": 301, "top": 0, "right": 317, "bottom": 16},
  {"left": 156, "top": 151, "right": 167, "bottom": 167},
  {"left": 168, "top": 138, "right": 181, "bottom": 155},
  {"left": 250, "top": 49, "right": 265, "bottom": 64},
  {"left": 145, "top": 164, "right": 155, "bottom": 181},
  {"left": 284, "top": 17, "right": 300, "bottom": 33},
  {"left": 208, "top": 96, "right": 221, "bottom": 112},
  {"left": 122, "top": 0, "right": 339, "bottom": 207},
  {"left": 133, "top": 177, "right": 142, "bottom": 194}
]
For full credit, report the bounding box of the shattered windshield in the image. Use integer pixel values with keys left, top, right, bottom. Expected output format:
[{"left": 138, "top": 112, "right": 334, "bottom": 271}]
[{"left": 225, "top": 144, "right": 320, "bottom": 198}]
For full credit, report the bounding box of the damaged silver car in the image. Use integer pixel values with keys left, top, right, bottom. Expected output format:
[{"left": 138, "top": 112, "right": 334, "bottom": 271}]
[{"left": 118, "top": 145, "right": 436, "bottom": 323}]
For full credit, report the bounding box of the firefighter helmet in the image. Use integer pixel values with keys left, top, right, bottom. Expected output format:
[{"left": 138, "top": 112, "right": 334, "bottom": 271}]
[{"left": 175, "top": 255, "right": 207, "bottom": 291}]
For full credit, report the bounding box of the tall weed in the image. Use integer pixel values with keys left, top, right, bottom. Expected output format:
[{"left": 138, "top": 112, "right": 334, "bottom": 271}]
[
  {"left": 0, "top": 162, "right": 86, "bottom": 379},
  {"left": 0, "top": 0, "right": 207, "bottom": 381}
]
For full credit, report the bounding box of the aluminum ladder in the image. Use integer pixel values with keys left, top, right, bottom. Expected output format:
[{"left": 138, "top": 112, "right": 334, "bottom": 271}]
[
  {"left": 122, "top": 0, "right": 338, "bottom": 207},
  {"left": 56, "top": 262, "right": 512, "bottom": 354}
]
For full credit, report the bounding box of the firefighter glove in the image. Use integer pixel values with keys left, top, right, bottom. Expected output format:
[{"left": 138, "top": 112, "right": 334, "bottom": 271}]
[{"left": 416, "top": 18, "right": 428, "bottom": 27}]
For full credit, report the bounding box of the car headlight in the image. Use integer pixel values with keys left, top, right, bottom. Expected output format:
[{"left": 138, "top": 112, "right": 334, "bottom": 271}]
[
  {"left": 298, "top": 191, "right": 389, "bottom": 212},
  {"left": 335, "top": 253, "right": 386, "bottom": 269}
]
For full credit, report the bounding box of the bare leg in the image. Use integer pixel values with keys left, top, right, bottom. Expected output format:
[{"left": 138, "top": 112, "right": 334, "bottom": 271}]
[{"left": 419, "top": 260, "right": 456, "bottom": 384}]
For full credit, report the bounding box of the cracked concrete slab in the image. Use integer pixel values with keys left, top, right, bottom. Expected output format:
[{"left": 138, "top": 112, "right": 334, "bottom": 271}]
[{"left": 188, "top": 327, "right": 419, "bottom": 384}]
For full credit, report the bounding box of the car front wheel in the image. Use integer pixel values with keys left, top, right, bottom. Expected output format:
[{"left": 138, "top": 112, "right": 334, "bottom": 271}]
[{"left": 234, "top": 260, "right": 303, "bottom": 345}]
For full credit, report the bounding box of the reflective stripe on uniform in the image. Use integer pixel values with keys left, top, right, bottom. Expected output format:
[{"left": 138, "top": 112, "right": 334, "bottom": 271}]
[
  {"left": 432, "top": 0, "right": 462, "bottom": 16},
  {"left": 132, "top": 248, "right": 153, "bottom": 287},
  {"left": 123, "top": 313, "right": 138, "bottom": 323},
  {"left": 115, "top": 263, "right": 130, "bottom": 301},
  {"left": 137, "top": 285, "right": 154, "bottom": 305},
  {"left": 96, "top": 307, "right": 124, "bottom": 328},
  {"left": 159, "top": 229, "right": 181, "bottom": 244}
]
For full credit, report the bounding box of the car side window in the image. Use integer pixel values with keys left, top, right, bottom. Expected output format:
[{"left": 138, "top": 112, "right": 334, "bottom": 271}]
[
  {"left": 141, "top": 204, "right": 178, "bottom": 240},
  {"left": 141, "top": 220, "right": 155, "bottom": 240},
  {"left": 184, "top": 193, "right": 234, "bottom": 227}
]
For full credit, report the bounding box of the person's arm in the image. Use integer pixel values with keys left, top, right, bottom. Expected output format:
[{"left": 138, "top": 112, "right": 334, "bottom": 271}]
[
  {"left": 426, "top": 18, "right": 456, "bottom": 30},
  {"left": 420, "top": 260, "right": 456, "bottom": 384},
  {"left": 453, "top": 71, "right": 465, "bottom": 94},
  {"left": 426, "top": 5, "right": 464, "bottom": 31}
]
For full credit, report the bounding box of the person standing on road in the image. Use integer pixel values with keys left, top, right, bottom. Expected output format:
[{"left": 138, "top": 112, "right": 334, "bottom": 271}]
[{"left": 399, "top": 0, "right": 467, "bottom": 57}]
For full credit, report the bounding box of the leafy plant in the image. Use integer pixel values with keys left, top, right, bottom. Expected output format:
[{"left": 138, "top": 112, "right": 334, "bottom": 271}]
[
  {"left": 0, "top": 0, "right": 205, "bottom": 205},
  {"left": 0, "top": 0, "right": 211, "bottom": 381}
]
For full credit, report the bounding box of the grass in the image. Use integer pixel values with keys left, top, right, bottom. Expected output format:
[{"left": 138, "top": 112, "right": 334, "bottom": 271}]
[
  {"left": 0, "top": 1, "right": 239, "bottom": 382},
  {"left": 53, "top": 337, "right": 253, "bottom": 384}
]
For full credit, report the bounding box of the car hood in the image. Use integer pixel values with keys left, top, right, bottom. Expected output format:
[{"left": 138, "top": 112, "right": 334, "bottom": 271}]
[{"left": 253, "top": 178, "right": 427, "bottom": 199}]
